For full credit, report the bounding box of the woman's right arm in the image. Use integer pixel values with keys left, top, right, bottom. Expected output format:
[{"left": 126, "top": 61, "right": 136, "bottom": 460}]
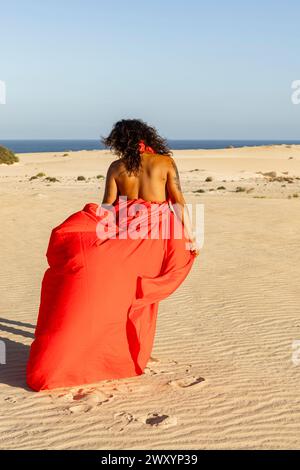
[
  {"left": 166, "top": 157, "right": 199, "bottom": 257},
  {"left": 102, "top": 162, "right": 118, "bottom": 205}
]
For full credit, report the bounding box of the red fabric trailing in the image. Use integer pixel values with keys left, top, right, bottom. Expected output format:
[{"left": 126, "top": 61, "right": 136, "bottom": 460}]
[{"left": 26, "top": 198, "right": 195, "bottom": 391}]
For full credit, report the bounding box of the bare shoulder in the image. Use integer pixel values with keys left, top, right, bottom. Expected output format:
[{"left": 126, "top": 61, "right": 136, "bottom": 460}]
[
  {"left": 160, "top": 154, "right": 178, "bottom": 171},
  {"left": 107, "top": 159, "right": 123, "bottom": 175},
  {"left": 153, "top": 153, "right": 175, "bottom": 169}
]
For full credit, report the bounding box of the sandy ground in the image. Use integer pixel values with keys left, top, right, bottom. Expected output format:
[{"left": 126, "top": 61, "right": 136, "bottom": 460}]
[{"left": 0, "top": 145, "right": 300, "bottom": 449}]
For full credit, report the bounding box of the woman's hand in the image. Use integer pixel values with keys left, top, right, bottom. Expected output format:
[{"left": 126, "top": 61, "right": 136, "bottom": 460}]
[{"left": 187, "top": 236, "right": 200, "bottom": 257}]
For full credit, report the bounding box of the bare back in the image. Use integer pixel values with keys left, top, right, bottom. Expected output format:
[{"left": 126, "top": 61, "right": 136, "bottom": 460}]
[
  {"left": 102, "top": 152, "right": 199, "bottom": 255},
  {"left": 102, "top": 152, "right": 184, "bottom": 205},
  {"left": 115, "top": 153, "right": 170, "bottom": 202}
]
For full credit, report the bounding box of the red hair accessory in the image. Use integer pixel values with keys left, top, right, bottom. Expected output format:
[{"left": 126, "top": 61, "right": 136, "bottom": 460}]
[{"left": 138, "top": 140, "right": 156, "bottom": 154}]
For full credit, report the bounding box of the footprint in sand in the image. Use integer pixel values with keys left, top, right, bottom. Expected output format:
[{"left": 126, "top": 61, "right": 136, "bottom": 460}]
[
  {"left": 144, "top": 357, "right": 190, "bottom": 376},
  {"left": 140, "top": 412, "right": 177, "bottom": 428},
  {"left": 51, "top": 387, "right": 113, "bottom": 414},
  {"left": 108, "top": 411, "right": 177, "bottom": 432},
  {"left": 168, "top": 376, "right": 205, "bottom": 389},
  {"left": 108, "top": 411, "right": 138, "bottom": 432},
  {"left": 68, "top": 404, "right": 91, "bottom": 414},
  {"left": 4, "top": 396, "right": 18, "bottom": 404}
]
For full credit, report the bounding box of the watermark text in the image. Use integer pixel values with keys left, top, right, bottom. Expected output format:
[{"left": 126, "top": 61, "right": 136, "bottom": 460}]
[{"left": 0, "top": 80, "right": 6, "bottom": 104}]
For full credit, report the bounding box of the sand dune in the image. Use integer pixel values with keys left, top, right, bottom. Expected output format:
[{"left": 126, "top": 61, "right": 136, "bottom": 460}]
[{"left": 0, "top": 145, "right": 300, "bottom": 449}]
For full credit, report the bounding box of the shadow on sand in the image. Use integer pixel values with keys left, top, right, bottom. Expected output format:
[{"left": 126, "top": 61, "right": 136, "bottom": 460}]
[{"left": 0, "top": 317, "right": 35, "bottom": 390}]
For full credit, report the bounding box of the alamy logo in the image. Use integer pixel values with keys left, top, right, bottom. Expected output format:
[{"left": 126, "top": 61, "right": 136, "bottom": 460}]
[
  {"left": 0, "top": 340, "right": 6, "bottom": 364},
  {"left": 291, "top": 80, "right": 300, "bottom": 105},
  {"left": 0, "top": 81, "right": 6, "bottom": 104},
  {"left": 292, "top": 340, "right": 300, "bottom": 366},
  {"left": 95, "top": 199, "right": 204, "bottom": 251}
]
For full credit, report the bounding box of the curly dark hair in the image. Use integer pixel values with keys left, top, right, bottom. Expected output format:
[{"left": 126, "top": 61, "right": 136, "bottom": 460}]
[{"left": 101, "top": 119, "right": 172, "bottom": 174}]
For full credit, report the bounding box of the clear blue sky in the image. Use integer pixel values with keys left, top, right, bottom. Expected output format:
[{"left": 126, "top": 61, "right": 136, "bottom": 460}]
[{"left": 1, "top": 0, "right": 300, "bottom": 139}]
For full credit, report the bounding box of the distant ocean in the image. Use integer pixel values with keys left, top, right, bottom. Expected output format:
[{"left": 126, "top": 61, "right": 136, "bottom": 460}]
[{"left": 1, "top": 139, "right": 300, "bottom": 154}]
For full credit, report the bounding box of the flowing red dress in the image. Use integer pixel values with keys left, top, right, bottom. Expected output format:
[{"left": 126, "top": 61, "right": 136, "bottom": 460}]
[{"left": 26, "top": 197, "right": 195, "bottom": 391}]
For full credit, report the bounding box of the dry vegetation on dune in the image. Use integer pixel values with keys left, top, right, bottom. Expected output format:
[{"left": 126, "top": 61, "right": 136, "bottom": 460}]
[{"left": 0, "top": 146, "right": 19, "bottom": 165}]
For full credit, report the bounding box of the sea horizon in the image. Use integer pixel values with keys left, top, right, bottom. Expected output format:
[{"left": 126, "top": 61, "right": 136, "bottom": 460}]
[{"left": 1, "top": 139, "right": 300, "bottom": 154}]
